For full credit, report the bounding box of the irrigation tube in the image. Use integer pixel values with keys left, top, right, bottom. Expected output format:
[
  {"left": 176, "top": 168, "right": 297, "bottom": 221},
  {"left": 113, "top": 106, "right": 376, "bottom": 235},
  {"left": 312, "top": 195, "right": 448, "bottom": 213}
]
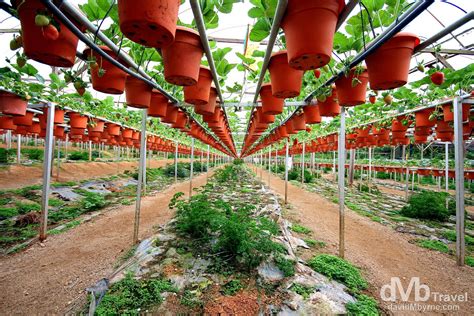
[
  {"left": 453, "top": 97, "right": 465, "bottom": 266},
  {"left": 133, "top": 110, "right": 148, "bottom": 244},
  {"left": 39, "top": 103, "right": 55, "bottom": 241},
  {"left": 338, "top": 107, "right": 346, "bottom": 258}
]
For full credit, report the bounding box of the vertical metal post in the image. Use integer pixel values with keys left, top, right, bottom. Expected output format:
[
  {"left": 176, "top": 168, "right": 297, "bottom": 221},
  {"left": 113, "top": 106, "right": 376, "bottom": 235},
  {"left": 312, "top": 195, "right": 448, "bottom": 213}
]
[
  {"left": 16, "top": 134, "right": 21, "bottom": 164},
  {"left": 174, "top": 141, "right": 178, "bottom": 183},
  {"left": 368, "top": 147, "right": 372, "bottom": 185},
  {"left": 268, "top": 146, "right": 271, "bottom": 185},
  {"left": 133, "top": 110, "right": 147, "bottom": 244},
  {"left": 260, "top": 151, "right": 263, "bottom": 180},
  {"left": 88, "top": 140, "right": 92, "bottom": 161},
  {"left": 445, "top": 142, "right": 449, "bottom": 192},
  {"left": 349, "top": 149, "right": 355, "bottom": 186},
  {"left": 301, "top": 142, "right": 305, "bottom": 184},
  {"left": 64, "top": 134, "right": 68, "bottom": 161},
  {"left": 453, "top": 97, "right": 465, "bottom": 266},
  {"left": 189, "top": 138, "right": 195, "bottom": 198},
  {"left": 206, "top": 145, "right": 210, "bottom": 181},
  {"left": 56, "top": 138, "right": 60, "bottom": 179},
  {"left": 338, "top": 107, "right": 346, "bottom": 258},
  {"left": 333, "top": 151, "right": 336, "bottom": 180},
  {"left": 405, "top": 167, "right": 410, "bottom": 201},
  {"left": 284, "top": 138, "right": 289, "bottom": 205},
  {"left": 7, "top": 130, "right": 11, "bottom": 149},
  {"left": 39, "top": 103, "right": 55, "bottom": 241}
]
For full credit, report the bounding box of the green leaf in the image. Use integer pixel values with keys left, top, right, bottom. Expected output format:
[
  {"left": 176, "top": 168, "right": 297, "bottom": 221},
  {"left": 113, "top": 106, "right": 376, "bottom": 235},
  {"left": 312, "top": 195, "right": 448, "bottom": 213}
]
[
  {"left": 248, "top": 7, "right": 264, "bottom": 18},
  {"left": 249, "top": 19, "right": 270, "bottom": 42}
]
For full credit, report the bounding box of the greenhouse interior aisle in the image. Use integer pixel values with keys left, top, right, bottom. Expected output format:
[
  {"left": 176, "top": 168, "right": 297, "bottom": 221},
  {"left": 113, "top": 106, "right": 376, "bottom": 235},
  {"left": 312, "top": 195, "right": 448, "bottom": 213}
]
[
  {"left": 254, "top": 165, "right": 474, "bottom": 313},
  {"left": 0, "top": 169, "right": 216, "bottom": 314},
  {"left": 0, "top": 159, "right": 182, "bottom": 190}
]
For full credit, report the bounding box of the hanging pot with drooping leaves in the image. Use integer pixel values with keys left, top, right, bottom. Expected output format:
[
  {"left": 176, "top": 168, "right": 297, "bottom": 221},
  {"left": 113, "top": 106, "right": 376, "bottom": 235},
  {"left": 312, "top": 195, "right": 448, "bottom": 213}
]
[{"left": 335, "top": 66, "right": 369, "bottom": 106}]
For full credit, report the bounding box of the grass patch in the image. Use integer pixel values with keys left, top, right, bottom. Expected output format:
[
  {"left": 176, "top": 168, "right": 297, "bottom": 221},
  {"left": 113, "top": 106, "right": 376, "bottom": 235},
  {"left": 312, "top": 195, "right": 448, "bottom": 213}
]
[
  {"left": 290, "top": 283, "right": 314, "bottom": 299},
  {"left": 304, "top": 238, "right": 326, "bottom": 248},
  {"left": 15, "top": 201, "right": 41, "bottom": 214},
  {"left": 465, "top": 256, "right": 474, "bottom": 267},
  {"left": 291, "top": 224, "right": 312, "bottom": 235},
  {"left": 48, "top": 220, "right": 81, "bottom": 235},
  {"left": 308, "top": 254, "right": 367, "bottom": 293},
  {"left": 0, "top": 207, "right": 18, "bottom": 219},
  {"left": 346, "top": 294, "right": 379, "bottom": 315},
  {"left": 416, "top": 239, "right": 450, "bottom": 253},
  {"left": 95, "top": 274, "right": 177, "bottom": 315},
  {"left": 274, "top": 254, "right": 296, "bottom": 277},
  {"left": 401, "top": 191, "right": 452, "bottom": 222},
  {"left": 442, "top": 230, "right": 474, "bottom": 245},
  {"left": 221, "top": 280, "right": 243, "bottom": 296}
]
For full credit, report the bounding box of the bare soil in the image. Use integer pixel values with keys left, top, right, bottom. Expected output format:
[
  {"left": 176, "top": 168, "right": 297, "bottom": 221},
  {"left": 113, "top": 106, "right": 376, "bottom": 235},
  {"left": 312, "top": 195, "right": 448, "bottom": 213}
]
[
  {"left": 0, "top": 169, "right": 215, "bottom": 314},
  {"left": 257, "top": 166, "right": 474, "bottom": 315},
  {"left": 0, "top": 159, "right": 184, "bottom": 190}
]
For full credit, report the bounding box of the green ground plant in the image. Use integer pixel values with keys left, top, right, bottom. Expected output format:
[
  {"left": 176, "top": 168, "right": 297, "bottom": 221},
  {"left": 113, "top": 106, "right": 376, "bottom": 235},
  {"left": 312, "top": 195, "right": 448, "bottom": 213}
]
[
  {"left": 291, "top": 224, "right": 312, "bottom": 235},
  {"left": 346, "top": 294, "right": 379, "bottom": 315},
  {"left": 416, "top": 239, "right": 450, "bottom": 253},
  {"left": 400, "top": 191, "right": 451, "bottom": 221},
  {"left": 221, "top": 279, "right": 243, "bottom": 296},
  {"left": 290, "top": 283, "right": 315, "bottom": 299}
]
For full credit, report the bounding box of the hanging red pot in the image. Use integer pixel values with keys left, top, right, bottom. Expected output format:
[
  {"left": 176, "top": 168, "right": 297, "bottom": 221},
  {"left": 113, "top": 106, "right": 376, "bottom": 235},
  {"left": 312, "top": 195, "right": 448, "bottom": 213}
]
[
  {"left": 27, "top": 122, "right": 41, "bottom": 134},
  {"left": 268, "top": 51, "right": 304, "bottom": 98},
  {"left": 161, "top": 104, "right": 178, "bottom": 124},
  {"left": 122, "top": 128, "right": 133, "bottom": 139},
  {"left": 392, "top": 131, "right": 406, "bottom": 139},
  {"left": 356, "top": 127, "right": 370, "bottom": 138},
  {"left": 392, "top": 118, "right": 408, "bottom": 132},
  {"left": 335, "top": 67, "right": 369, "bottom": 106},
  {"left": 162, "top": 27, "right": 204, "bottom": 86},
  {"left": 54, "top": 126, "right": 65, "bottom": 138},
  {"left": 366, "top": 32, "right": 420, "bottom": 90},
  {"left": 83, "top": 46, "right": 127, "bottom": 95},
  {"left": 117, "top": 0, "right": 180, "bottom": 48},
  {"left": 442, "top": 103, "right": 471, "bottom": 122},
  {"left": 88, "top": 119, "right": 105, "bottom": 133},
  {"left": 292, "top": 114, "right": 306, "bottom": 131},
  {"left": 125, "top": 76, "right": 152, "bottom": 108},
  {"left": 415, "top": 108, "right": 435, "bottom": 127},
  {"left": 260, "top": 83, "right": 284, "bottom": 115},
  {"left": 436, "top": 131, "right": 453, "bottom": 142},
  {"left": 70, "top": 127, "right": 85, "bottom": 136},
  {"left": 414, "top": 135, "right": 428, "bottom": 144},
  {"left": 195, "top": 87, "right": 217, "bottom": 116},
  {"left": 0, "top": 91, "right": 28, "bottom": 116},
  {"left": 257, "top": 107, "right": 275, "bottom": 124},
  {"left": 281, "top": 0, "right": 344, "bottom": 70},
  {"left": 414, "top": 126, "right": 431, "bottom": 136},
  {"left": 148, "top": 91, "right": 169, "bottom": 118},
  {"left": 68, "top": 112, "right": 88, "bottom": 129},
  {"left": 303, "top": 104, "right": 321, "bottom": 124},
  {"left": 12, "top": 111, "right": 34, "bottom": 126},
  {"left": 16, "top": 0, "right": 79, "bottom": 67},
  {"left": 417, "top": 168, "right": 431, "bottom": 176},
  {"left": 279, "top": 125, "right": 289, "bottom": 138},
  {"left": 184, "top": 66, "right": 212, "bottom": 105},
  {"left": 0, "top": 116, "right": 17, "bottom": 130},
  {"left": 172, "top": 111, "right": 187, "bottom": 130},
  {"left": 39, "top": 108, "right": 65, "bottom": 128},
  {"left": 318, "top": 87, "right": 340, "bottom": 117},
  {"left": 203, "top": 106, "right": 221, "bottom": 123},
  {"left": 436, "top": 120, "right": 453, "bottom": 133},
  {"left": 106, "top": 123, "right": 121, "bottom": 136}
]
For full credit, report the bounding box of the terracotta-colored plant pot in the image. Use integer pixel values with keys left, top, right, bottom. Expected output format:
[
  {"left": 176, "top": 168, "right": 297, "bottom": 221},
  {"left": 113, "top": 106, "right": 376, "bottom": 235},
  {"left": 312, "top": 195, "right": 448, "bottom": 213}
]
[
  {"left": 414, "top": 134, "right": 428, "bottom": 144},
  {"left": 281, "top": 0, "right": 344, "bottom": 70},
  {"left": 195, "top": 87, "right": 217, "bottom": 116},
  {"left": 117, "top": 0, "right": 180, "bottom": 48},
  {"left": 68, "top": 112, "right": 88, "bottom": 129},
  {"left": 268, "top": 51, "right": 304, "bottom": 98},
  {"left": 88, "top": 119, "right": 105, "bottom": 133},
  {"left": 432, "top": 170, "right": 443, "bottom": 177},
  {"left": 54, "top": 126, "right": 65, "bottom": 138},
  {"left": 391, "top": 119, "right": 408, "bottom": 132},
  {"left": 303, "top": 104, "right": 321, "bottom": 124},
  {"left": 17, "top": 0, "right": 79, "bottom": 67},
  {"left": 0, "top": 90, "right": 28, "bottom": 116},
  {"left": 318, "top": 87, "right": 340, "bottom": 117},
  {"left": 162, "top": 27, "right": 203, "bottom": 86},
  {"left": 414, "top": 126, "right": 431, "bottom": 136},
  {"left": 465, "top": 171, "right": 474, "bottom": 180},
  {"left": 70, "top": 127, "right": 84, "bottom": 136},
  {"left": 184, "top": 66, "right": 212, "bottom": 105},
  {"left": 436, "top": 120, "right": 453, "bottom": 133},
  {"left": 12, "top": 111, "right": 34, "bottom": 126},
  {"left": 285, "top": 120, "right": 296, "bottom": 135},
  {"left": 279, "top": 125, "right": 289, "bottom": 138},
  {"left": 442, "top": 103, "right": 471, "bottom": 122},
  {"left": 106, "top": 123, "right": 121, "bottom": 136},
  {"left": 83, "top": 46, "right": 127, "bottom": 95},
  {"left": 436, "top": 131, "right": 453, "bottom": 142},
  {"left": 417, "top": 168, "right": 431, "bottom": 176},
  {"left": 415, "top": 108, "right": 435, "bottom": 127},
  {"left": 356, "top": 127, "right": 370, "bottom": 138},
  {"left": 392, "top": 131, "right": 406, "bottom": 139},
  {"left": 124, "top": 76, "right": 151, "bottom": 108},
  {"left": 203, "top": 106, "right": 221, "bottom": 123},
  {"left": 172, "top": 111, "right": 187, "bottom": 130},
  {"left": 335, "top": 68, "right": 369, "bottom": 106},
  {"left": 260, "top": 83, "right": 284, "bottom": 115},
  {"left": 257, "top": 107, "right": 275, "bottom": 124},
  {"left": 122, "top": 128, "right": 133, "bottom": 139},
  {"left": 161, "top": 104, "right": 178, "bottom": 124},
  {"left": 0, "top": 116, "right": 17, "bottom": 130},
  {"left": 366, "top": 32, "right": 420, "bottom": 90},
  {"left": 39, "top": 108, "right": 65, "bottom": 128},
  {"left": 148, "top": 91, "right": 169, "bottom": 118}
]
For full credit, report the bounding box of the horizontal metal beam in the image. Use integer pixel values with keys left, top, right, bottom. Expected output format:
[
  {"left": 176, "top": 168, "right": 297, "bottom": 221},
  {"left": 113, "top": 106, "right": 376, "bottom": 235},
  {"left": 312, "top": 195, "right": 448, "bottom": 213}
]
[{"left": 420, "top": 48, "right": 474, "bottom": 56}]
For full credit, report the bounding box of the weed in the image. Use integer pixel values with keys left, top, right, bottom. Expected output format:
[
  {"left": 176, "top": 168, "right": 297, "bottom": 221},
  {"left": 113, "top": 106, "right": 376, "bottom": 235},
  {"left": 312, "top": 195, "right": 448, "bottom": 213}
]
[
  {"left": 400, "top": 191, "right": 451, "bottom": 221},
  {"left": 308, "top": 254, "right": 367, "bottom": 293},
  {"left": 221, "top": 280, "right": 243, "bottom": 296},
  {"left": 180, "top": 289, "right": 203, "bottom": 308},
  {"left": 346, "top": 294, "right": 379, "bottom": 315},
  {"left": 304, "top": 238, "right": 326, "bottom": 248},
  {"left": 15, "top": 201, "right": 40, "bottom": 214},
  {"left": 290, "top": 283, "right": 314, "bottom": 299},
  {"left": 48, "top": 198, "right": 64, "bottom": 207},
  {"left": 274, "top": 254, "right": 295, "bottom": 277},
  {"left": 466, "top": 256, "right": 474, "bottom": 267},
  {"left": 416, "top": 239, "right": 450, "bottom": 253},
  {"left": 95, "top": 274, "right": 177, "bottom": 315},
  {"left": 291, "top": 224, "right": 312, "bottom": 235},
  {"left": 0, "top": 197, "right": 12, "bottom": 206},
  {"left": 442, "top": 230, "right": 474, "bottom": 245},
  {"left": 48, "top": 220, "right": 81, "bottom": 235},
  {"left": 0, "top": 207, "right": 18, "bottom": 219}
]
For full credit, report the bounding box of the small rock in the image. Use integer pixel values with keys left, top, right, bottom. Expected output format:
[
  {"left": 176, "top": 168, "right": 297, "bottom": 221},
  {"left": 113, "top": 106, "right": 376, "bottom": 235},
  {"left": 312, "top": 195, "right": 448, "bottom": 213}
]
[{"left": 39, "top": 243, "right": 45, "bottom": 247}]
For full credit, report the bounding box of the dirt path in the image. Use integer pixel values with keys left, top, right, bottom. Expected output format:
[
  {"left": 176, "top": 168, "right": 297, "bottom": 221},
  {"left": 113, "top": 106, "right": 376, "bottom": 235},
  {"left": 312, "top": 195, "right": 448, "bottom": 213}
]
[
  {"left": 0, "top": 168, "right": 215, "bottom": 315},
  {"left": 256, "top": 166, "right": 474, "bottom": 314},
  {"left": 0, "top": 159, "right": 188, "bottom": 190}
]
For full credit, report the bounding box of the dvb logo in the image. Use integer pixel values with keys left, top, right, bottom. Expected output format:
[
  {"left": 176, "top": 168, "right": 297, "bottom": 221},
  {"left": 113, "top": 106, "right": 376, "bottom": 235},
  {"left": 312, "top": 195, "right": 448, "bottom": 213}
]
[{"left": 381, "top": 277, "right": 430, "bottom": 302}]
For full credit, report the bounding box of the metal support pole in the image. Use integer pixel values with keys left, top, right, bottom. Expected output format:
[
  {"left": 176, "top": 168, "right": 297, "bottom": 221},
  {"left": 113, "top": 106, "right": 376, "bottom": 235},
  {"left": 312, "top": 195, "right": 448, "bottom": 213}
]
[
  {"left": 6, "top": 130, "right": 11, "bottom": 149},
  {"left": 368, "top": 147, "right": 372, "bottom": 186},
  {"left": 56, "top": 139, "right": 60, "bottom": 179},
  {"left": 206, "top": 145, "right": 210, "bottom": 181},
  {"left": 16, "top": 134, "right": 21, "bottom": 164},
  {"left": 268, "top": 147, "right": 271, "bottom": 186},
  {"left": 301, "top": 142, "right": 306, "bottom": 184},
  {"left": 349, "top": 149, "right": 355, "bottom": 186},
  {"left": 333, "top": 151, "right": 336, "bottom": 180},
  {"left": 260, "top": 151, "right": 263, "bottom": 180},
  {"left": 284, "top": 138, "right": 289, "bottom": 205},
  {"left": 88, "top": 140, "right": 92, "bottom": 161},
  {"left": 338, "top": 107, "right": 346, "bottom": 259},
  {"left": 189, "top": 138, "right": 195, "bottom": 198},
  {"left": 39, "top": 103, "right": 55, "bottom": 241},
  {"left": 405, "top": 167, "right": 410, "bottom": 201},
  {"left": 445, "top": 142, "right": 449, "bottom": 192},
  {"left": 64, "top": 134, "right": 68, "bottom": 161},
  {"left": 133, "top": 110, "right": 147, "bottom": 244},
  {"left": 453, "top": 97, "right": 465, "bottom": 266},
  {"left": 174, "top": 141, "right": 178, "bottom": 184}
]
